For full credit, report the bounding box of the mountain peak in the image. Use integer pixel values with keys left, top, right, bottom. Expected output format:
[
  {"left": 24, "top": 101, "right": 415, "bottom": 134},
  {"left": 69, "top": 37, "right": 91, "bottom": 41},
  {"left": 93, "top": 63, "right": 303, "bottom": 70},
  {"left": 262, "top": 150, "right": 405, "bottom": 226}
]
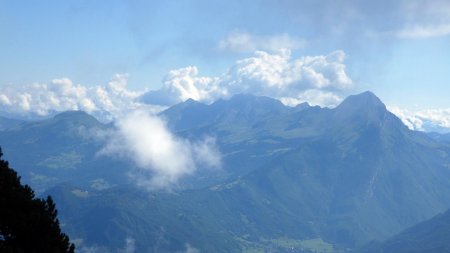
[
  {"left": 54, "top": 110, "right": 91, "bottom": 119},
  {"left": 162, "top": 97, "right": 207, "bottom": 114},
  {"left": 52, "top": 110, "right": 103, "bottom": 128},
  {"left": 335, "top": 91, "right": 386, "bottom": 115},
  {"left": 184, "top": 98, "right": 198, "bottom": 103},
  {"left": 333, "top": 91, "right": 392, "bottom": 125},
  {"left": 338, "top": 91, "right": 385, "bottom": 110}
]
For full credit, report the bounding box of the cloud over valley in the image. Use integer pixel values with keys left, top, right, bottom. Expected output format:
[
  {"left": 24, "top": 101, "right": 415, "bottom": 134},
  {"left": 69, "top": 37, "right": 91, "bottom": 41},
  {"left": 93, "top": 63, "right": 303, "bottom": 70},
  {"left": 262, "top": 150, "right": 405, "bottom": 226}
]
[{"left": 99, "top": 110, "right": 221, "bottom": 190}]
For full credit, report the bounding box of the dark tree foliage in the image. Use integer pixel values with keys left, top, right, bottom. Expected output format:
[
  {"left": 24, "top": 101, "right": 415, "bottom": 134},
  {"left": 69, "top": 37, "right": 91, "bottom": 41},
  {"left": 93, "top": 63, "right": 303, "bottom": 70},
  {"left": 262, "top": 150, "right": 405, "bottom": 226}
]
[{"left": 0, "top": 148, "right": 75, "bottom": 253}]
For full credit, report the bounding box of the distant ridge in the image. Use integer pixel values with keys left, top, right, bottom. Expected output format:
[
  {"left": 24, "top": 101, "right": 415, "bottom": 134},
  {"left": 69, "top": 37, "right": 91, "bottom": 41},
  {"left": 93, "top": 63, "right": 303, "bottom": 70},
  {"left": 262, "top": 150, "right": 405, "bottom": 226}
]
[{"left": 0, "top": 115, "right": 24, "bottom": 130}]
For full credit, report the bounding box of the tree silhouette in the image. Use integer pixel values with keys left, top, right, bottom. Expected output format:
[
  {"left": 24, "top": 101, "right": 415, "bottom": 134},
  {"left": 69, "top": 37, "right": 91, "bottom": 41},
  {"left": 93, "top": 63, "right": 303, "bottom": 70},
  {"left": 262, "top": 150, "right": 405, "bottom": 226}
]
[{"left": 0, "top": 148, "right": 75, "bottom": 253}]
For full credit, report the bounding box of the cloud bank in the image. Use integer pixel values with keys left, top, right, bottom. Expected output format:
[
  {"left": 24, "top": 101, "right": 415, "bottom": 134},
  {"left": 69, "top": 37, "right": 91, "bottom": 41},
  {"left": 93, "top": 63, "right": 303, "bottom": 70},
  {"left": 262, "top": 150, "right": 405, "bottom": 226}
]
[
  {"left": 1, "top": 50, "right": 353, "bottom": 120},
  {"left": 100, "top": 110, "right": 221, "bottom": 190},
  {"left": 141, "top": 50, "right": 352, "bottom": 107},
  {"left": 0, "top": 74, "right": 151, "bottom": 121},
  {"left": 389, "top": 106, "right": 450, "bottom": 133}
]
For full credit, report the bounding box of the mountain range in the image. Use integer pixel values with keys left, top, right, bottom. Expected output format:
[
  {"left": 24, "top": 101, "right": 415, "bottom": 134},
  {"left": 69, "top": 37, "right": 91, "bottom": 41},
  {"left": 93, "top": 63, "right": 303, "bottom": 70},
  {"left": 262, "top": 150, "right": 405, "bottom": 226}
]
[{"left": 1, "top": 91, "right": 450, "bottom": 252}]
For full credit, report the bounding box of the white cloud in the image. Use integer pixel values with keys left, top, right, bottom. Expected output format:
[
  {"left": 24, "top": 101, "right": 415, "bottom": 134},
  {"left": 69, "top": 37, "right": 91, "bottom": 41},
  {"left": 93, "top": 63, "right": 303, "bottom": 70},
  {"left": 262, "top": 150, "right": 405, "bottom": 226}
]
[
  {"left": 142, "top": 50, "right": 352, "bottom": 107},
  {"left": 0, "top": 74, "right": 147, "bottom": 121},
  {"left": 395, "top": 24, "right": 450, "bottom": 38},
  {"left": 100, "top": 110, "right": 221, "bottom": 190},
  {"left": 392, "top": 0, "right": 450, "bottom": 39},
  {"left": 140, "top": 67, "right": 220, "bottom": 106},
  {"left": 388, "top": 106, "right": 421, "bottom": 130},
  {"left": 280, "top": 89, "right": 342, "bottom": 107},
  {"left": 1, "top": 50, "right": 352, "bottom": 119},
  {"left": 192, "top": 136, "right": 221, "bottom": 169},
  {"left": 389, "top": 106, "right": 450, "bottom": 133},
  {"left": 218, "top": 30, "right": 306, "bottom": 53}
]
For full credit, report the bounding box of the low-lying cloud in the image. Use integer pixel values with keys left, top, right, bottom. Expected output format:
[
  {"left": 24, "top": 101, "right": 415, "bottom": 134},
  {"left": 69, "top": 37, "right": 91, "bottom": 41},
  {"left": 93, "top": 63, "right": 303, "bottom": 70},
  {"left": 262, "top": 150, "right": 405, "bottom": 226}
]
[
  {"left": 0, "top": 74, "right": 155, "bottom": 121},
  {"left": 100, "top": 110, "right": 221, "bottom": 190},
  {"left": 389, "top": 106, "right": 450, "bottom": 133}
]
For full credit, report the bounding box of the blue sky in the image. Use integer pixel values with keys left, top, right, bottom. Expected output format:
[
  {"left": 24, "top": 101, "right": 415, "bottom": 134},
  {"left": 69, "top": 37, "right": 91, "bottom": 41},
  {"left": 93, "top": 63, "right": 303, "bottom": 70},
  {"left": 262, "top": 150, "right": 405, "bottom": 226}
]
[{"left": 1, "top": 0, "right": 450, "bottom": 130}]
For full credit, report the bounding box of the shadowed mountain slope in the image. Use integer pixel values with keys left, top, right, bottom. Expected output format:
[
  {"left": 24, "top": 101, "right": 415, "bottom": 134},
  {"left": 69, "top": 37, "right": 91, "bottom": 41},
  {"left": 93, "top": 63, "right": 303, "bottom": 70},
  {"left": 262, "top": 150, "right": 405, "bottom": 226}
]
[{"left": 360, "top": 208, "right": 450, "bottom": 253}]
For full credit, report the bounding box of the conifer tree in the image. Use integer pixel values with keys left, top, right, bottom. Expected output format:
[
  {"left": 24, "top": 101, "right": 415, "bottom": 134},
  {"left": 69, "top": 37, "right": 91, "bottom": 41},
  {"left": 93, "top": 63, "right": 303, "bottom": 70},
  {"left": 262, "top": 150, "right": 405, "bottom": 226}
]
[{"left": 0, "top": 148, "right": 75, "bottom": 253}]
